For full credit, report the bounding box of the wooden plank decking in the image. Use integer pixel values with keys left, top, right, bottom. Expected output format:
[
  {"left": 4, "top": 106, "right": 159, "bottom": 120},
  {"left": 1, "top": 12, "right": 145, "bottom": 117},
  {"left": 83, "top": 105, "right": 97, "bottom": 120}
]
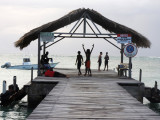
[{"left": 27, "top": 69, "right": 160, "bottom": 120}]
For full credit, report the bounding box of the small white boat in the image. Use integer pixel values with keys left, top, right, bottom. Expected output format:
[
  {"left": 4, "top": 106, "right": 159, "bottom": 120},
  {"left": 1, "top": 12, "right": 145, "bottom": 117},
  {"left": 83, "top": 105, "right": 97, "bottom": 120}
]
[{"left": 1, "top": 58, "right": 59, "bottom": 70}]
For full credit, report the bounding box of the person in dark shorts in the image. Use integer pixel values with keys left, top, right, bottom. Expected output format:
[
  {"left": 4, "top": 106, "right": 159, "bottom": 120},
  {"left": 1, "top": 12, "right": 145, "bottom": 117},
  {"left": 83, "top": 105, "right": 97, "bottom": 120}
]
[
  {"left": 75, "top": 51, "right": 83, "bottom": 75},
  {"left": 82, "top": 44, "right": 94, "bottom": 76},
  {"left": 104, "top": 52, "right": 109, "bottom": 71},
  {"left": 98, "top": 52, "right": 102, "bottom": 71},
  {"left": 45, "top": 68, "right": 68, "bottom": 78}
]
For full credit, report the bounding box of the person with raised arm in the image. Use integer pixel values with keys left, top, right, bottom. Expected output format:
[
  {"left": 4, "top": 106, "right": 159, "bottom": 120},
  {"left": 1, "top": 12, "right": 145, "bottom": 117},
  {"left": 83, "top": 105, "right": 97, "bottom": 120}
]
[{"left": 82, "top": 44, "right": 94, "bottom": 76}]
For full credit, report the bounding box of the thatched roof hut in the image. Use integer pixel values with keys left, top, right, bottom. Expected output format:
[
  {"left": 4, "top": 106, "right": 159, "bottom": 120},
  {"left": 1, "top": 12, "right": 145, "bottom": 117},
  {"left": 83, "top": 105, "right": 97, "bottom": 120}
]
[{"left": 15, "top": 8, "right": 151, "bottom": 49}]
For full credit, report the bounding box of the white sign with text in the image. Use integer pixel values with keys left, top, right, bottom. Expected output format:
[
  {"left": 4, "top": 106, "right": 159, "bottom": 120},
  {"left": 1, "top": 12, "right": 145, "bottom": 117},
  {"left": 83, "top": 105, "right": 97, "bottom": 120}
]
[
  {"left": 117, "top": 34, "right": 131, "bottom": 44},
  {"left": 40, "top": 32, "right": 54, "bottom": 42}
]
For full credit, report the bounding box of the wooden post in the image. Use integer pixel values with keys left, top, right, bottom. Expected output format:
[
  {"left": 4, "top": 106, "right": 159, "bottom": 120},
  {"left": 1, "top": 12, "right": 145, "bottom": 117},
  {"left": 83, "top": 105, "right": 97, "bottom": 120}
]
[
  {"left": 13, "top": 76, "right": 16, "bottom": 91},
  {"left": 2, "top": 80, "right": 6, "bottom": 94},
  {"left": 38, "top": 34, "right": 41, "bottom": 76},
  {"left": 154, "top": 81, "right": 158, "bottom": 93},
  {"left": 121, "top": 44, "right": 124, "bottom": 63},
  {"left": 31, "top": 67, "right": 33, "bottom": 82},
  {"left": 128, "top": 57, "right": 132, "bottom": 78},
  {"left": 139, "top": 69, "right": 142, "bottom": 82},
  {"left": 138, "top": 83, "right": 144, "bottom": 103}
]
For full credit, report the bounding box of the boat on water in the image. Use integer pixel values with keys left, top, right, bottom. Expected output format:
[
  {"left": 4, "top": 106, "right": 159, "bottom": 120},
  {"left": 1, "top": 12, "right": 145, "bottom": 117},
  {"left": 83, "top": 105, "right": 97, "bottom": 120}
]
[{"left": 1, "top": 58, "right": 59, "bottom": 70}]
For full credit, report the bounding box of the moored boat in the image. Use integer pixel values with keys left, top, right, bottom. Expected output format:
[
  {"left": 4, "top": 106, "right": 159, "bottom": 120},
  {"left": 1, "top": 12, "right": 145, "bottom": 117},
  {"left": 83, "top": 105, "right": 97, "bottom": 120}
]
[{"left": 1, "top": 58, "right": 59, "bottom": 70}]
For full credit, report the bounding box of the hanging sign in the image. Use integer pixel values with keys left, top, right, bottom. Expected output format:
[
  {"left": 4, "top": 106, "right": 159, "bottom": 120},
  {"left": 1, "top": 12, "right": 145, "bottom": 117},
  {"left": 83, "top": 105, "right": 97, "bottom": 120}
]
[
  {"left": 117, "top": 34, "right": 132, "bottom": 44},
  {"left": 124, "top": 43, "right": 138, "bottom": 57},
  {"left": 40, "top": 32, "right": 54, "bottom": 42}
]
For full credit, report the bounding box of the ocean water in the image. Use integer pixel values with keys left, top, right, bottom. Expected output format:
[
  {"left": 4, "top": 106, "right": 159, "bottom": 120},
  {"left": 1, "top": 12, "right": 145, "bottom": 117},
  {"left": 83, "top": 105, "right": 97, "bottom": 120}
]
[{"left": 0, "top": 54, "right": 160, "bottom": 119}]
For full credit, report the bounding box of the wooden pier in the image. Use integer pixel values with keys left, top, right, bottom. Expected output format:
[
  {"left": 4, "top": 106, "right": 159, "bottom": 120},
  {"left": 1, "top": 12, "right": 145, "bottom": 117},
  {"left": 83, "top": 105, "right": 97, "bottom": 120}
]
[{"left": 27, "top": 69, "right": 160, "bottom": 120}]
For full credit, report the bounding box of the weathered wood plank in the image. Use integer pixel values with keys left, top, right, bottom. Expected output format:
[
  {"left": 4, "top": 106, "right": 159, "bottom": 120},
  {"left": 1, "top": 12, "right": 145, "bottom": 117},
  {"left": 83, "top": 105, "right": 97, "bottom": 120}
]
[{"left": 27, "top": 69, "right": 160, "bottom": 120}]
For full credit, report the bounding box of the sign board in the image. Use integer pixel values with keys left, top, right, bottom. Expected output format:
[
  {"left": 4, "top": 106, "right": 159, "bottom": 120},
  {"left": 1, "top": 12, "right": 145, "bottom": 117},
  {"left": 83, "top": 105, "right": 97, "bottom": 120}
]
[
  {"left": 123, "top": 43, "right": 138, "bottom": 57},
  {"left": 40, "top": 32, "right": 54, "bottom": 42},
  {"left": 117, "top": 34, "right": 132, "bottom": 44}
]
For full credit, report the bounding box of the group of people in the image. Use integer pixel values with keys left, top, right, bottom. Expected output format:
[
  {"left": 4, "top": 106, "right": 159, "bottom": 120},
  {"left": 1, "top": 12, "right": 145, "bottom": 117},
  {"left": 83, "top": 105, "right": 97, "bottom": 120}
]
[
  {"left": 41, "top": 44, "right": 109, "bottom": 77},
  {"left": 1, "top": 84, "right": 19, "bottom": 105},
  {"left": 75, "top": 44, "right": 109, "bottom": 76},
  {"left": 41, "top": 51, "right": 53, "bottom": 69},
  {"left": 41, "top": 51, "right": 68, "bottom": 78},
  {"left": 98, "top": 52, "right": 109, "bottom": 71},
  {"left": 75, "top": 44, "right": 94, "bottom": 76}
]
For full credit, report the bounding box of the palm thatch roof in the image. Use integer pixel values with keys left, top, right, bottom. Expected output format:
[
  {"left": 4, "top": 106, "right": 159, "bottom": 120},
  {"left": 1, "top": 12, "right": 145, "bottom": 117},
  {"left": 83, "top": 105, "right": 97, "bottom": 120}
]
[{"left": 15, "top": 8, "right": 151, "bottom": 49}]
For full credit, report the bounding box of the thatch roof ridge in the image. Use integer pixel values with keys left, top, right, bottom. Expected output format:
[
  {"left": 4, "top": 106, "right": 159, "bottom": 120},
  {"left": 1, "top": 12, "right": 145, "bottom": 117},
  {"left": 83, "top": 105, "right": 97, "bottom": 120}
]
[
  {"left": 85, "top": 9, "right": 151, "bottom": 48},
  {"left": 15, "top": 8, "right": 151, "bottom": 49}
]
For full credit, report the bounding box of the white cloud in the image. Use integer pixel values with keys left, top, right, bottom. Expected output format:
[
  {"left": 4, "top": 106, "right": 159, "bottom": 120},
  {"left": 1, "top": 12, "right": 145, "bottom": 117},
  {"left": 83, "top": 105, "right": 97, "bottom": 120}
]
[{"left": 0, "top": 0, "right": 160, "bottom": 56}]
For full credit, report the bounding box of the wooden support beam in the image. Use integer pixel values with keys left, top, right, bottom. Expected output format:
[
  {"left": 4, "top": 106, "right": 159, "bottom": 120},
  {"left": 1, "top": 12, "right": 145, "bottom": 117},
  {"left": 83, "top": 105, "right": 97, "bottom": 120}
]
[{"left": 139, "top": 69, "right": 142, "bottom": 82}]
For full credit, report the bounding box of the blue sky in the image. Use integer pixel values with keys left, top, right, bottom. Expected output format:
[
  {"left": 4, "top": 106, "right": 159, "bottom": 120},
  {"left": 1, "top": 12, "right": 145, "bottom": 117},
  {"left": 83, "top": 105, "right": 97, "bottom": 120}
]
[{"left": 0, "top": 0, "right": 160, "bottom": 57}]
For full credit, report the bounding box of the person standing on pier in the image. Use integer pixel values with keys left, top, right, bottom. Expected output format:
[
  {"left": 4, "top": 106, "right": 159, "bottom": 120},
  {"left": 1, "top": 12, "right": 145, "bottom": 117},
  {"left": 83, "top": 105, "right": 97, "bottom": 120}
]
[
  {"left": 82, "top": 44, "right": 94, "bottom": 76},
  {"left": 98, "top": 52, "right": 102, "bottom": 71},
  {"left": 104, "top": 52, "right": 109, "bottom": 71},
  {"left": 75, "top": 51, "right": 83, "bottom": 75}
]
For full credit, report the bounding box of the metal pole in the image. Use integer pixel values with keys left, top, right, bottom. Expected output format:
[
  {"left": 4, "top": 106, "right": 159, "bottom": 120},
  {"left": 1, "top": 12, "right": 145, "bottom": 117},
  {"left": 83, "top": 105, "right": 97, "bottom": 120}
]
[
  {"left": 71, "top": 19, "right": 84, "bottom": 37},
  {"left": 104, "top": 38, "right": 121, "bottom": 50},
  {"left": 43, "top": 42, "right": 46, "bottom": 55},
  {"left": 86, "top": 14, "right": 101, "bottom": 34},
  {"left": 128, "top": 57, "right": 132, "bottom": 78},
  {"left": 86, "top": 13, "right": 121, "bottom": 50},
  {"left": 38, "top": 34, "right": 41, "bottom": 76},
  {"left": 139, "top": 69, "right": 142, "bottom": 82},
  {"left": 121, "top": 44, "right": 124, "bottom": 63},
  {"left": 41, "top": 12, "right": 86, "bottom": 48},
  {"left": 13, "top": 76, "right": 16, "bottom": 91},
  {"left": 69, "top": 12, "right": 86, "bottom": 33},
  {"left": 83, "top": 14, "right": 86, "bottom": 37},
  {"left": 46, "top": 19, "right": 84, "bottom": 48},
  {"left": 46, "top": 37, "right": 65, "bottom": 48},
  {"left": 53, "top": 32, "right": 116, "bottom": 36},
  {"left": 2, "top": 80, "right": 6, "bottom": 94},
  {"left": 85, "top": 20, "right": 121, "bottom": 50},
  {"left": 31, "top": 67, "right": 33, "bottom": 82}
]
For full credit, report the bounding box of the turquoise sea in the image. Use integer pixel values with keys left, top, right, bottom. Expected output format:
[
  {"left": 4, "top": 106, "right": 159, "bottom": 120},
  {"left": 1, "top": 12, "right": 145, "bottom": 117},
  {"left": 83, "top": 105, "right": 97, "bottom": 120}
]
[{"left": 0, "top": 54, "right": 160, "bottom": 119}]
